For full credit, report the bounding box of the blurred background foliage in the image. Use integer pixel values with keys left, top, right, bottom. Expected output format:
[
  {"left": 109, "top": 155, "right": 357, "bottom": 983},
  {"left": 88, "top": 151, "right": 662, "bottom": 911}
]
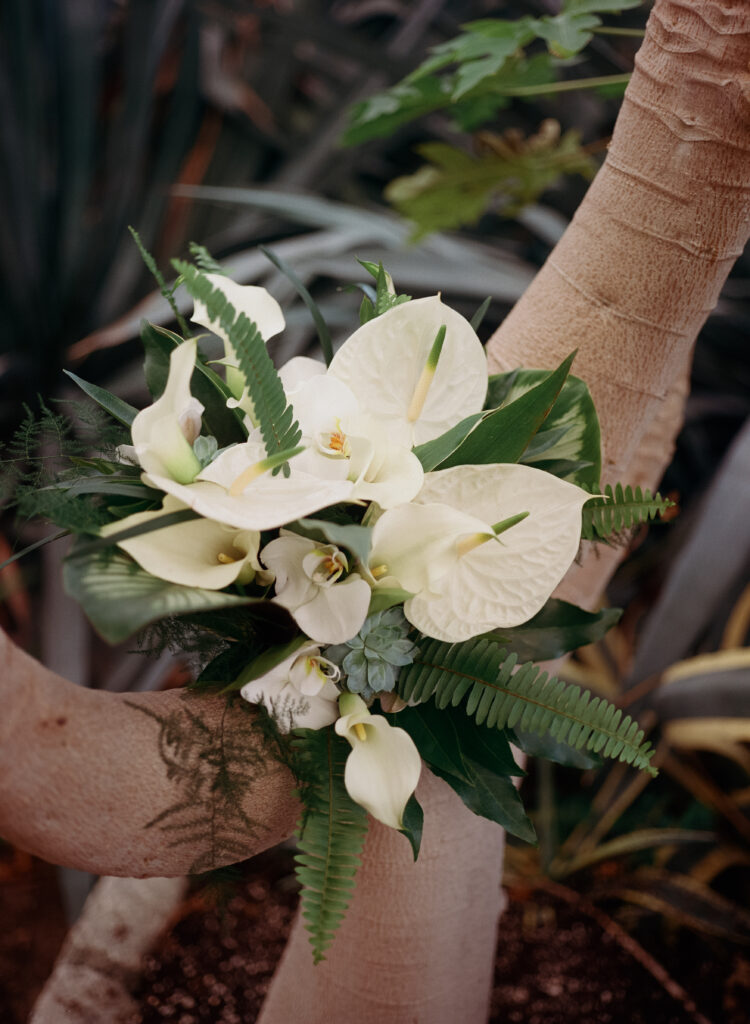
[{"left": 0, "top": 0, "right": 749, "bottom": 1017}]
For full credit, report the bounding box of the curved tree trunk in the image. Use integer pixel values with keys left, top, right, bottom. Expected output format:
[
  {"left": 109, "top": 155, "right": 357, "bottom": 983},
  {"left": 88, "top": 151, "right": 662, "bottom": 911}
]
[
  {"left": 257, "top": 2, "right": 750, "bottom": 1021},
  {"left": 1, "top": 1, "right": 749, "bottom": 1021}
]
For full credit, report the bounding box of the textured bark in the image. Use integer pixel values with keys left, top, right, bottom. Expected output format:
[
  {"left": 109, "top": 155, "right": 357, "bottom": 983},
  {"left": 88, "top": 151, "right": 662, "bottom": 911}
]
[
  {"left": 30, "top": 876, "right": 187, "bottom": 1024},
  {"left": 257, "top": 2, "right": 750, "bottom": 1021}
]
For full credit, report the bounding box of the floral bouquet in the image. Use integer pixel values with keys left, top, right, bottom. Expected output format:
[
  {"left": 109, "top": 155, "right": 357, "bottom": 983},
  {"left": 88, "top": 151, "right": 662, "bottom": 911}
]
[{"left": 9, "top": 247, "right": 671, "bottom": 961}]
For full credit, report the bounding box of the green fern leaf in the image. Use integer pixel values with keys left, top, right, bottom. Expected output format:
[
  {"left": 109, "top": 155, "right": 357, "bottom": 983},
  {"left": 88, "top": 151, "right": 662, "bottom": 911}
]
[
  {"left": 174, "top": 262, "right": 302, "bottom": 461},
  {"left": 398, "top": 638, "right": 656, "bottom": 775},
  {"left": 292, "top": 728, "right": 369, "bottom": 963},
  {"left": 582, "top": 483, "right": 673, "bottom": 541}
]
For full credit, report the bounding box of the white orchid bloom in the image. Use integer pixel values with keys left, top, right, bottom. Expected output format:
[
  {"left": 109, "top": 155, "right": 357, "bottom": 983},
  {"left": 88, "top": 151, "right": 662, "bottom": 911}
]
[
  {"left": 261, "top": 531, "right": 371, "bottom": 644},
  {"left": 191, "top": 273, "right": 285, "bottom": 401},
  {"left": 369, "top": 463, "right": 589, "bottom": 642},
  {"left": 143, "top": 437, "right": 355, "bottom": 531},
  {"left": 282, "top": 366, "right": 424, "bottom": 508},
  {"left": 99, "top": 496, "right": 268, "bottom": 589},
  {"left": 240, "top": 643, "right": 341, "bottom": 732},
  {"left": 131, "top": 339, "right": 204, "bottom": 484},
  {"left": 328, "top": 296, "right": 487, "bottom": 446},
  {"left": 335, "top": 693, "right": 421, "bottom": 830}
]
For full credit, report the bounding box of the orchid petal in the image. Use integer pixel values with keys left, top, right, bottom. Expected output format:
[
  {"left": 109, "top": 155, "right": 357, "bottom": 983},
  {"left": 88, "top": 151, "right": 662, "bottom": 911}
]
[
  {"left": 279, "top": 356, "right": 326, "bottom": 393},
  {"left": 328, "top": 296, "right": 487, "bottom": 445},
  {"left": 240, "top": 643, "right": 340, "bottom": 733}
]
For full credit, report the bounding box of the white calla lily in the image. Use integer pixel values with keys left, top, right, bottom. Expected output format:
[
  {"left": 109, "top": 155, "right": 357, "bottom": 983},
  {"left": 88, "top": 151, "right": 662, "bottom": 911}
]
[
  {"left": 328, "top": 296, "right": 487, "bottom": 446},
  {"left": 240, "top": 643, "right": 341, "bottom": 732},
  {"left": 144, "top": 438, "right": 354, "bottom": 531},
  {"left": 131, "top": 339, "right": 203, "bottom": 483},
  {"left": 335, "top": 693, "right": 421, "bottom": 830},
  {"left": 370, "top": 463, "right": 589, "bottom": 641},
  {"left": 261, "top": 531, "right": 371, "bottom": 644},
  {"left": 99, "top": 496, "right": 267, "bottom": 589}
]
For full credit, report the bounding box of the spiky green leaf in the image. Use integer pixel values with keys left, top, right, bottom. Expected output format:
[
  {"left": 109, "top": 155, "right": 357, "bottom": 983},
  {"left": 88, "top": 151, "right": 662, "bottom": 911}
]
[
  {"left": 173, "top": 262, "right": 301, "bottom": 461},
  {"left": 63, "top": 371, "right": 137, "bottom": 428},
  {"left": 398, "top": 637, "right": 656, "bottom": 774},
  {"left": 582, "top": 483, "right": 673, "bottom": 541},
  {"left": 292, "top": 729, "right": 369, "bottom": 963}
]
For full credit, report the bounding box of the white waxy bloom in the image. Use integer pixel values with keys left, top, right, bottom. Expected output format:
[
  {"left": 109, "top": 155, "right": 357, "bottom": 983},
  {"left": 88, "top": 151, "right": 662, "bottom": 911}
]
[
  {"left": 328, "top": 296, "right": 487, "bottom": 446},
  {"left": 131, "top": 339, "right": 204, "bottom": 484},
  {"left": 335, "top": 693, "right": 421, "bottom": 830},
  {"left": 240, "top": 643, "right": 341, "bottom": 732},
  {"left": 144, "top": 437, "right": 355, "bottom": 532},
  {"left": 369, "top": 463, "right": 589, "bottom": 642},
  {"left": 261, "top": 531, "right": 371, "bottom": 644},
  {"left": 99, "top": 496, "right": 268, "bottom": 589},
  {"left": 191, "top": 273, "right": 285, "bottom": 414}
]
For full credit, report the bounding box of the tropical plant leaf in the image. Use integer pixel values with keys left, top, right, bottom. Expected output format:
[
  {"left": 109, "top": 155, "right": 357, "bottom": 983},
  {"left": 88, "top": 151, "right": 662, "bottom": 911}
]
[
  {"left": 398, "top": 637, "right": 656, "bottom": 774},
  {"left": 412, "top": 412, "right": 486, "bottom": 471},
  {"left": 399, "top": 793, "right": 424, "bottom": 860},
  {"left": 260, "top": 245, "right": 333, "bottom": 366},
  {"left": 129, "top": 226, "right": 190, "bottom": 336},
  {"left": 582, "top": 483, "right": 673, "bottom": 541},
  {"left": 63, "top": 371, "right": 137, "bottom": 428},
  {"left": 289, "top": 518, "right": 373, "bottom": 567},
  {"left": 438, "top": 353, "right": 575, "bottom": 468},
  {"left": 492, "top": 599, "right": 622, "bottom": 662},
  {"left": 292, "top": 728, "right": 369, "bottom": 963},
  {"left": 173, "top": 262, "right": 301, "bottom": 461},
  {"left": 430, "top": 758, "right": 536, "bottom": 842},
  {"left": 63, "top": 547, "right": 296, "bottom": 644},
  {"left": 356, "top": 260, "right": 411, "bottom": 323}
]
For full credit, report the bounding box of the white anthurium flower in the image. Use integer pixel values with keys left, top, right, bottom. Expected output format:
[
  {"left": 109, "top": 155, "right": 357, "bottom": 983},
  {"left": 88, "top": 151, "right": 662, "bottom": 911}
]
[
  {"left": 328, "top": 296, "right": 487, "bottom": 446},
  {"left": 144, "top": 437, "right": 355, "bottom": 531},
  {"left": 131, "top": 338, "right": 204, "bottom": 484},
  {"left": 99, "top": 496, "right": 269, "bottom": 589},
  {"left": 261, "top": 531, "right": 371, "bottom": 644},
  {"left": 191, "top": 274, "right": 285, "bottom": 417},
  {"left": 335, "top": 693, "right": 421, "bottom": 830},
  {"left": 369, "top": 463, "right": 590, "bottom": 642},
  {"left": 285, "top": 373, "right": 424, "bottom": 508},
  {"left": 240, "top": 643, "right": 341, "bottom": 733}
]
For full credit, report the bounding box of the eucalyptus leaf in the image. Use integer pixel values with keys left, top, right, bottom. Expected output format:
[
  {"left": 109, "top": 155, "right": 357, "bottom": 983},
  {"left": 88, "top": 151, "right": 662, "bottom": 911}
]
[{"left": 64, "top": 548, "right": 296, "bottom": 644}]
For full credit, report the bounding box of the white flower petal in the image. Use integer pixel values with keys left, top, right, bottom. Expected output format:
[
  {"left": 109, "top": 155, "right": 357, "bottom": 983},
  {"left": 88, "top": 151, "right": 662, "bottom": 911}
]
[
  {"left": 328, "top": 296, "right": 487, "bottom": 445},
  {"left": 404, "top": 463, "right": 589, "bottom": 640},
  {"left": 240, "top": 643, "right": 340, "bottom": 733},
  {"left": 262, "top": 533, "right": 319, "bottom": 609},
  {"left": 279, "top": 356, "right": 326, "bottom": 393},
  {"left": 350, "top": 435, "right": 424, "bottom": 509},
  {"left": 192, "top": 274, "right": 285, "bottom": 342},
  {"left": 293, "top": 574, "right": 372, "bottom": 644}
]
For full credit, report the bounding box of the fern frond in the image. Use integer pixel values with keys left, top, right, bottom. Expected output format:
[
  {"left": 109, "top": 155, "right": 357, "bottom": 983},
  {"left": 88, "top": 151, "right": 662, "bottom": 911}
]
[
  {"left": 291, "top": 728, "right": 368, "bottom": 963},
  {"left": 398, "top": 638, "right": 656, "bottom": 775},
  {"left": 582, "top": 483, "right": 673, "bottom": 541},
  {"left": 188, "top": 241, "right": 225, "bottom": 275},
  {"left": 174, "top": 261, "right": 302, "bottom": 461},
  {"left": 129, "top": 227, "right": 190, "bottom": 337}
]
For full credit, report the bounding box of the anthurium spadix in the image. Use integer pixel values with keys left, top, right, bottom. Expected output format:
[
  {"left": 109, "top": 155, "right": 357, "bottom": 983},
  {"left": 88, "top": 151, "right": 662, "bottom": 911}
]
[
  {"left": 131, "top": 338, "right": 203, "bottom": 484},
  {"left": 145, "top": 439, "right": 355, "bottom": 532},
  {"left": 335, "top": 693, "right": 421, "bottom": 830},
  {"left": 369, "top": 463, "right": 590, "bottom": 642},
  {"left": 261, "top": 531, "right": 371, "bottom": 644},
  {"left": 99, "top": 496, "right": 268, "bottom": 589},
  {"left": 328, "top": 296, "right": 487, "bottom": 446},
  {"left": 191, "top": 274, "right": 285, "bottom": 403},
  {"left": 240, "top": 643, "right": 341, "bottom": 732}
]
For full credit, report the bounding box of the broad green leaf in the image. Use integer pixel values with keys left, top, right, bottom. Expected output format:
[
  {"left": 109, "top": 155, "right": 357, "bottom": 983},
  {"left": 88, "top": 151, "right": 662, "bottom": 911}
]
[
  {"left": 63, "top": 371, "right": 137, "bottom": 427},
  {"left": 290, "top": 518, "right": 373, "bottom": 567},
  {"left": 390, "top": 702, "right": 471, "bottom": 782},
  {"left": 510, "top": 729, "right": 601, "bottom": 769},
  {"left": 492, "top": 599, "right": 622, "bottom": 662},
  {"left": 438, "top": 353, "right": 575, "bottom": 468},
  {"left": 64, "top": 547, "right": 295, "bottom": 644},
  {"left": 490, "top": 369, "right": 601, "bottom": 487},
  {"left": 431, "top": 758, "right": 536, "bottom": 842},
  {"left": 412, "top": 412, "right": 485, "bottom": 471},
  {"left": 399, "top": 793, "right": 424, "bottom": 860},
  {"left": 533, "top": 12, "right": 601, "bottom": 57},
  {"left": 446, "top": 708, "right": 524, "bottom": 778},
  {"left": 140, "top": 321, "right": 247, "bottom": 447},
  {"left": 343, "top": 75, "right": 451, "bottom": 146}
]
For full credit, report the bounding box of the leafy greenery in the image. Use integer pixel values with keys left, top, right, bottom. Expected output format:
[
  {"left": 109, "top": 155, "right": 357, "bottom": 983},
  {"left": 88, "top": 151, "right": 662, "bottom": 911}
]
[
  {"left": 494, "top": 599, "right": 622, "bottom": 663},
  {"left": 386, "top": 129, "right": 595, "bottom": 239},
  {"left": 63, "top": 371, "right": 137, "bottom": 428},
  {"left": 260, "top": 246, "right": 334, "bottom": 365},
  {"left": 398, "top": 636, "right": 656, "bottom": 774},
  {"left": 356, "top": 260, "right": 411, "bottom": 324},
  {"left": 292, "top": 728, "right": 369, "bottom": 963},
  {"left": 582, "top": 483, "right": 673, "bottom": 541},
  {"left": 173, "top": 261, "right": 301, "bottom": 462},
  {"left": 130, "top": 227, "right": 190, "bottom": 337}
]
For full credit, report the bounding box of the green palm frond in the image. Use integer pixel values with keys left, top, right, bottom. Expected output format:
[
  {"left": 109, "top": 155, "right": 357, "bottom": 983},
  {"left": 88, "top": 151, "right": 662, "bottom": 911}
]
[
  {"left": 582, "top": 483, "right": 673, "bottom": 541},
  {"left": 292, "top": 728, "right": 369, "bottom": 963},
  {"left": 398, "top": 637, "right": 656, "bottom": 774},
  {"left": 173, "top": 261, "right": 301, "bottom": 461}
]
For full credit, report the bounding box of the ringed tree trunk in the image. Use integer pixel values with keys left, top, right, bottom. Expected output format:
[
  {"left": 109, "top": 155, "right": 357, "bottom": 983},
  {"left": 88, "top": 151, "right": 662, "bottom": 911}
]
[
  {"left": 257, "top": 2, "right": 750, "bottom": 1022},
  {"left": 0, "top": 0, "right": 748, "bottom": 1021}
]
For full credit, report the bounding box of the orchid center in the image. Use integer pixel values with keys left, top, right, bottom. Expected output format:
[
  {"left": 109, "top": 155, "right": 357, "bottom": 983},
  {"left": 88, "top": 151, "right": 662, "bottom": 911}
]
[
  {"left": 303, "top": 545, "right": 348, "bottom": 587},
  {"left": 289, "top": 652, "right": 341, "bottom": 695},
  {"left": 316, "top": 419, "right": 351, "bottom": 459}
]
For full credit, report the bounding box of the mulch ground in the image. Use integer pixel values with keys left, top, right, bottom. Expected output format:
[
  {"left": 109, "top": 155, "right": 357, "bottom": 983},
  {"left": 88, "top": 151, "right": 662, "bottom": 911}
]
[{"left": 2, "top": 844, "right": 748, "bottom": 1024}]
